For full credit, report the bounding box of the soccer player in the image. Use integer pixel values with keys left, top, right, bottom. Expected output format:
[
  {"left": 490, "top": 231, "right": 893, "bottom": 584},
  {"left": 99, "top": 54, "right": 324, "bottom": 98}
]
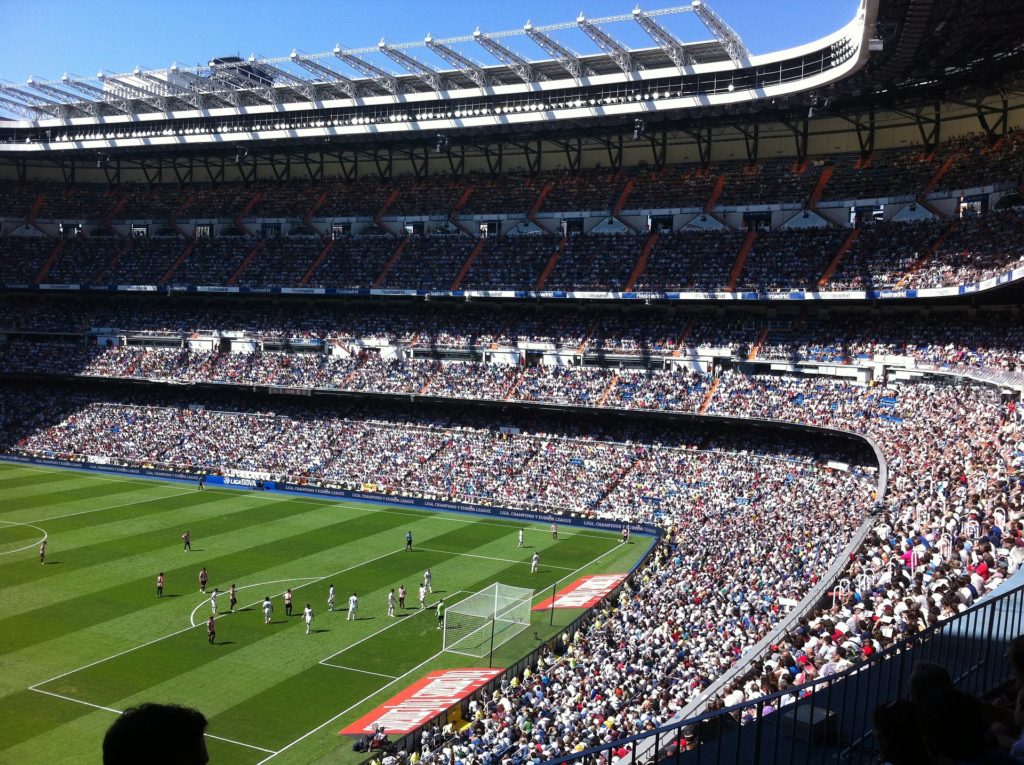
[
  {"left": 436, "top": 599, "right": 445, "bottom": 630},
  {"left": 419, "top": 583, "right": 427, "bottom": 609},
  {"left": 551, "top": 523, "right": 558, "bottom": 540},
  {"left": 39, "top": 539, "right": 46, "bottom": 564},
  {"left": 387, "top": 589, "right": 395, "bottom": 617},
  {"left": 209, "top": 588, "right": 218, "bottom": 615},
  {"left": 206, "top": 616, "right": 215, "bottom": 645},
  {"left": 229, "top": 583, "right": 237, "bottom": 612},
  {"left": 262, "top": 596, "right": 273, "bottom": 624},
  {"left": 197, "top": 473, "right": 205, "bottom": 491},
  {"left": 405, "top": 530, "right": 413, "bottom": 551},
  {"left": 621, "top": 526, "right": 630, "bottom": 544},
  {"left": 182, "top": 530, "right": 191, "bottom": 552},
  {"left": 347, "top": 592, "right": 358, "bottom": 621},
  {"left": 328, "top": 584, "right": 336, "bottom": 612},
  {"left": 398, "top": 584, "right": 407, "bottom": 609},
  {"left": 303, "top": 604, "right": 314, "bottom": 634},
  {"left": 284, "top": 588, "right": 293, "bottom": 616},
  {"left": 531, "top": 552, "right": 540, "bottom": 573},
  {"left": 156, "top": 572, "right": 165, "bottom": 597},
  {"left": 424, "top": 568, "right": 433, "bottom": 593},
  {"left": 198, "top": 567, "right": 208, "bottom": 593},
  {"left": 518, "top": 529, "right": 524, "bottom": 548}
]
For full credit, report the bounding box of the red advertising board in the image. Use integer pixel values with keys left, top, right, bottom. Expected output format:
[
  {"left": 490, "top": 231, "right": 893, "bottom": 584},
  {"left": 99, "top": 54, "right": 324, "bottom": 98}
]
[
  {"left": 340, "top": 668, "right": 503, "bottom": 735},
  {"left": 531, "top": 574, "right": 627, "bottom": 610}
]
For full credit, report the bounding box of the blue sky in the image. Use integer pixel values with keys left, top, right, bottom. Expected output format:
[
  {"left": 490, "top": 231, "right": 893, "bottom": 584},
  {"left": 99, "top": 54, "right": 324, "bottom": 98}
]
[{"left": 0, "top": 0, "right": 860, "bottom": 84}]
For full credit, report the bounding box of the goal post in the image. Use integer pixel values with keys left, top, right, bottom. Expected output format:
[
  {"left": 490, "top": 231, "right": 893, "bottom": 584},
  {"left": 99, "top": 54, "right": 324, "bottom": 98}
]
[{"left": 443, "top": 583, "right": 533, "bottom": 658}]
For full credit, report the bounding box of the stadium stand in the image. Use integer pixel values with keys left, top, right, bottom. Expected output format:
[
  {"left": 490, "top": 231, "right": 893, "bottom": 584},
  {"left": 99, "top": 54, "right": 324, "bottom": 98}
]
[{"left": 4, "top": 201, "right": 1022, "bottom": 293}]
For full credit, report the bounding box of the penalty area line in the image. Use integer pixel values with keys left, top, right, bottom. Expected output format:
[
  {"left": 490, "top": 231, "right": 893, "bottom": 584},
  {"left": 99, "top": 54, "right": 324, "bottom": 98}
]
[
  {"left": 29, "top": 622, "right": 201, "bottom": 690},
  {"left": 27, "top": 687, "right": 276, "bottom": 754},
  {"left": 31, "top": 687, "right": 121, "bottom": 715}
]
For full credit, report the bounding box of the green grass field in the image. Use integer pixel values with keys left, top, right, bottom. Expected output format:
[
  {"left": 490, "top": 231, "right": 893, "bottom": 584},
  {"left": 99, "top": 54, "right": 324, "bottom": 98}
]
[{"left": 0, "top": 462, "right": 646, "bottom": 765}]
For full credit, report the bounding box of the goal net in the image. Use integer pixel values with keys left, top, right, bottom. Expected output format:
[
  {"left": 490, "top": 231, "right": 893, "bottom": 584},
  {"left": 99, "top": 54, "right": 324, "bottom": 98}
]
[{"left": 443, "top": 583, "right": 534, "bottom": 657}]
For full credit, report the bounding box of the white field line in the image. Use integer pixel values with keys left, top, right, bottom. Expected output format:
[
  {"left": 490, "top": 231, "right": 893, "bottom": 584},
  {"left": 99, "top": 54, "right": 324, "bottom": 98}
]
[
  {"left": 28, "top": 687, "right": 275, "bottom": 754},
  {"left": 0, "top": 520, "right": 47, "bottom": 556},
  {"left": 224, "top": 545, "right": 415, "bottom": 623},
  {"left": 265, "top": 591, "right": 491, "bottom": 763},
  {"left": 284, "top": 557, "right": 634, "bottom": 765},
  {"left": 274, "top": 575, "right": 546, "bottom": 765},
  {"left": 318, "top": 664, "right": 399, "bottom": 679},
  {"left": 31, "top": 687, "right": 121, "bottom": 714},
  {"left": 417, "top": 546, "right": 577, "bottom": 571},
  {"left": 29, "top": 621, "right": 203, "bottom": 691},
  {"left": 203, "top": 733, "right": 276, "bottom": 754},
  {"left": 27, "top": 536, "right": 633, "bottom": 765},
  {"left": 33, "top": 536, "right": 606, "bottom": 761},
  {"left": 25, "top": 488, "right": 197, "bottom": 524},
  {"left": 318, "top": 591, "right": 468, "bottom": 666},
  {"left": 254, "top": 647, "right": 449, "bottom": 765}
]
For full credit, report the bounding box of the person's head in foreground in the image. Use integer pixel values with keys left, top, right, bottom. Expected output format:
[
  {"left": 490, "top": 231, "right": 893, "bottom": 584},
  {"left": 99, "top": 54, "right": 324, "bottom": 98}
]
[{"left": 103, "top": 703, "right": 208, "bottom": 765}]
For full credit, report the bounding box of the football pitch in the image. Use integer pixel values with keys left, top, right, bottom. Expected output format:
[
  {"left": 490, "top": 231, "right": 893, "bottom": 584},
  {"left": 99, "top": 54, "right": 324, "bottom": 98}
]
[{"left": 0, "top": 462, "right": 646, "bottom": 765}]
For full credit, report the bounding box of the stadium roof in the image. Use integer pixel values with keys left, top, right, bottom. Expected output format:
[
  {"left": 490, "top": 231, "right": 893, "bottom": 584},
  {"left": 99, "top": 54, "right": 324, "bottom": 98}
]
[
  {"left": 0, "top": 0, "right": 1021, "bottom": 165},
  {"left": 0, "top": 1, "right": 869, "bottom": 159},
  {"left": 0, "top": 4, "right": 743, "bottom": 121},
  {"left": 823, "top": 0, "right": 1024, "bottom": 110}
]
